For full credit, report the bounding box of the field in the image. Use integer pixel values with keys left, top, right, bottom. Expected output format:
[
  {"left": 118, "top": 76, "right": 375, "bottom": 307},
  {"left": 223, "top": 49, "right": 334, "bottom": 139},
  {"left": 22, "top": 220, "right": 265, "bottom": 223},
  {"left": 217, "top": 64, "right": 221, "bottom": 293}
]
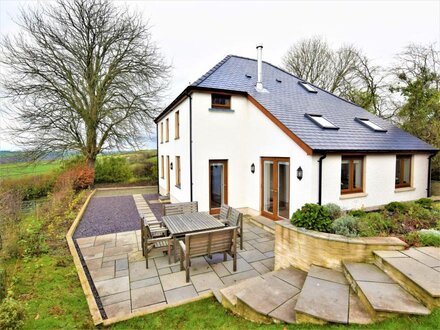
[{"left": 0, "top": 161, "right": 61, "bottom": 178}]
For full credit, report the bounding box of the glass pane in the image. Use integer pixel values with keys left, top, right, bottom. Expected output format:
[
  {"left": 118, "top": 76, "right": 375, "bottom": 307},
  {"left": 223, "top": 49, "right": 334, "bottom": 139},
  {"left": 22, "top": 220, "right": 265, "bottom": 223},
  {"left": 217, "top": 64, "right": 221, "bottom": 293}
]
[
  {"left": 341, "top": 160, "right": 349, "bottom": 190},
  {"left": 210, "top": 164, "right": 223, "bottom": 209},
  {"left": 278, "top": 162, "right": 290, "bottom": 219},
  {"left": 395, "top": 158, "right": 401, "bottom": 184},
  {"left": 403, "top": 158, "right": 410, "bottom": 184},
  {"left": 353, "top": 159, "right": 362, "bottom": 189},
  {"left": 263, "top": 161, "right": 274, "bottom": 213}
]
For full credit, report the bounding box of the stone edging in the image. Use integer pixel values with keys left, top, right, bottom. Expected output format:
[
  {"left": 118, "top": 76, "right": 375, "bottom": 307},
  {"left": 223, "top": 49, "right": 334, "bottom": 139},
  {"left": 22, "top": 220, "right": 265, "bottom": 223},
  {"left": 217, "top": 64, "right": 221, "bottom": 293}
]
[
  {"left": 274, "top": 221, "right": 408, "bottom": 272},
  {"left": 65, "top": 189, "right": 103, "bottom": 325},
  {"left": 93, "top": 185, "right": 157, "bottom": 191}
]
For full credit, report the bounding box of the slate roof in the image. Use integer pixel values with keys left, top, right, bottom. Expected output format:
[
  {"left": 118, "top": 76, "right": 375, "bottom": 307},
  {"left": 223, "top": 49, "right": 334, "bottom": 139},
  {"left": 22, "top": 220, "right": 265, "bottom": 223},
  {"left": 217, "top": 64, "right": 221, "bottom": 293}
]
[{"left": 163, "top": 55, "right": 437, "bottom": 153}]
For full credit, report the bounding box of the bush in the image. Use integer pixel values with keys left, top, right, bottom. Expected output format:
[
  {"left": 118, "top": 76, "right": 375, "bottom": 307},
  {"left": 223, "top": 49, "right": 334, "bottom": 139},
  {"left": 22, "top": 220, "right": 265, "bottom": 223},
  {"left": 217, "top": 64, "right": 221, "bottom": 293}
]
[
  {"left": 291, "top": 203, "right": 332, "bottom": 232},
  {"left": 324, "top": 203, "right": 343, "bottom": 220},
  {"left": 0, "top": 174, "right": 55, "bottom": 200},
  {"left": 348, "top": 209, "right": 366, "bottom": 218},
  {"left": 331, "top": 215, "right": 359, "bottom": 237},
  {"left": 415, "top": 198, "right": 433, "bottom": 209},
  {"left": 0, "top": 298, "right": 25, "bottom": 330},
  {"left": 55, "top": 165, "right": 94, "bottom": 192},
  {"left": 357, "top": 212, "right": 395, "bottom": 237},
  {"left": 384, "top": 201, "right": 407, "bottom": 213},
  {"left": 95, "top": 157, "right": 132, "bottom": 183},
  {"left": 0, "top": 269, "right": 5, "bottom": 301}
]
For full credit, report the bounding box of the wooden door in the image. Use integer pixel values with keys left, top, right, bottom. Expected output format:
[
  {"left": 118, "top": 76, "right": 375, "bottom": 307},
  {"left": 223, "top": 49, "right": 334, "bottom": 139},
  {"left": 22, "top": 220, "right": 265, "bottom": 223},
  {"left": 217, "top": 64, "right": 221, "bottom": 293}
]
[{"left": 209, "top": 160, "right": 228, "bottom": 214}]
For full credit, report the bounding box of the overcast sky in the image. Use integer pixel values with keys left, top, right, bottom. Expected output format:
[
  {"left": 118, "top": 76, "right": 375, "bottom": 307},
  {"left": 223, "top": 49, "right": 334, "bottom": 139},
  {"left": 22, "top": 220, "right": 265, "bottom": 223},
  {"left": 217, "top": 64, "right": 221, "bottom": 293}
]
[{"left": 0, "top": 0, "right": 439, "bottom": 150}]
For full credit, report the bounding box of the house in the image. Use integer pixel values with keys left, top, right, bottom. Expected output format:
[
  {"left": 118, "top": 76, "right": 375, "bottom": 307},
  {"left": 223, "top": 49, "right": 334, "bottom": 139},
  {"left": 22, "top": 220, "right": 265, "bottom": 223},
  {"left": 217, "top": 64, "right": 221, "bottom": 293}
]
[{"left": 154, "top": 45, "right": 437, "bottom": 219}]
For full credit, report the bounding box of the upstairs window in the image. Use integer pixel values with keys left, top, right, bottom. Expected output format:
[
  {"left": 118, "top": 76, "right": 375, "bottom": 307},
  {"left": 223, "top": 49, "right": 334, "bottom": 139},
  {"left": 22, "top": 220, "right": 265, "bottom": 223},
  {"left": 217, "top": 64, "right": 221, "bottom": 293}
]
[
  {"left": 175, "top": 111, "right": 180, "bottom": 139},
  {"left": 341, "top": 157, "right": 364, "bottom": 194},
  {"left": 299, "top": 81, "right": 317, "bottom": 93},
  {"left": 165, "top": 118, "right": 169, "bottom": 142},
  {"left": 211, "top": 94, "right": 231, "bottom": 109},
  {"left": 160, "top": 122, "right": 163, "bottom": 143},
  {"left": 305, "top": 114, "right": 339, "bottom": 129},
  {"left": 395, "top": 155, "right": 411, "bottom": 188},
  {"left": 355, "top": 118, "right": 387, "bottom": 132}
]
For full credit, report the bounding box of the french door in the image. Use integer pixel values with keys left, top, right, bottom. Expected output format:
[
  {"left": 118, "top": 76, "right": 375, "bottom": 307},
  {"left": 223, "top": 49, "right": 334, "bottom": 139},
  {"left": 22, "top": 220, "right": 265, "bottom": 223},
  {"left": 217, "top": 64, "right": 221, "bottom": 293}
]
[
  {"left": 209, "top": 160, "right": 228, "bottom": 214},
  {"left": 261, "top": 157, "right": 290, "bottom": 220}
]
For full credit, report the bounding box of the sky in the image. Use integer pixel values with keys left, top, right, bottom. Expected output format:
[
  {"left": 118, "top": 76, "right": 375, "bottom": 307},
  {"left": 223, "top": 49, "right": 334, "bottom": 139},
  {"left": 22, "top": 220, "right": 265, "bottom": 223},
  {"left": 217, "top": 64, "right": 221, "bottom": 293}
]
[{"left": 0, "top": 0, "right": 439, "bottom": 150}]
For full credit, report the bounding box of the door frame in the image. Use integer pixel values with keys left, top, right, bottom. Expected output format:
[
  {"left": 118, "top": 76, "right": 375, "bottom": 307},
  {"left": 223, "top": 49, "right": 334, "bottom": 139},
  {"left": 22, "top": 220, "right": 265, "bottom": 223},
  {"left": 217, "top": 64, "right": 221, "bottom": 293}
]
[
  {"left": 209, "top": 159, "right": 228, "bottom": 215},
  {"left": 166, "top": 155, "right": 170, "bottom": 195},
  {"left": 260, "top": 157, "right": 290, "bottom": 220}
]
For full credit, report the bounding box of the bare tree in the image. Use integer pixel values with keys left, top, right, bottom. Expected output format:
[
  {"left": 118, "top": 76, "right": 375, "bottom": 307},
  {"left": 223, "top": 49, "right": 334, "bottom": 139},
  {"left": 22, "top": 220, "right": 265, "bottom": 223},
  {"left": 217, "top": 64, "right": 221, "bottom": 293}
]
[{"left": 1, "top": 0, "right": 170, "bottom": 167}]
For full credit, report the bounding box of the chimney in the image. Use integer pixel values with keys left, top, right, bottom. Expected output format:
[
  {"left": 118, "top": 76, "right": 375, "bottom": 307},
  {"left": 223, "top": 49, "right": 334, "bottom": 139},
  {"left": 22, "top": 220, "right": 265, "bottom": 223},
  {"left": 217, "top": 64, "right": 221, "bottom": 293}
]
[{"left": 256, "top": 44, "right": 263, "bottom": 92}]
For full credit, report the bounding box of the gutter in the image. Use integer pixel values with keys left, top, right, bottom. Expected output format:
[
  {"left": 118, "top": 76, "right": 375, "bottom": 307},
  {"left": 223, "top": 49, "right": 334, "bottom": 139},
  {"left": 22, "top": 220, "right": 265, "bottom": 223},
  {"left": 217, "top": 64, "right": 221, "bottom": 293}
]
[
  {"left": 318, "top": 154, "right": 327, "bottom": 205},
  {"left": 187, "top": 91, "right": 193, "bottom": 202},
  {"left": 156, "top": 124, "right": 159, "bottom": 195},
  {"left": 427, "top": 153, "right": 436, "bottom": 197}
]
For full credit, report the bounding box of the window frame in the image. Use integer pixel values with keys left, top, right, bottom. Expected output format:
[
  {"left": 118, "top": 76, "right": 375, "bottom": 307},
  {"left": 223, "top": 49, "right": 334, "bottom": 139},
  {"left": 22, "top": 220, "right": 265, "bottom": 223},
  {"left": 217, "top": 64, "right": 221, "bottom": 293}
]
[
  {"left": 305, "top": 113, "right": 339, "bottom": 130},
  {"left": 160, "top": 155, "right": 164, "bottom": 179},
  {"left": 165, "top": 118, "right": 169, "bottom": 142},
  {"left": 211, "top": 93, "right": 231, "bottom": 109},
  {"left": 175, "top": 156, "right": 181, "bottom": 188},
  {"left": 341, "top": 156, "right": 364, "bottom": 194},
  {"left": 395, "top": 155, "right": 412, "bottom": 188},
  {"left": 175, "top": 111, "right": 180, "bottom": 140},
  {"left": 160, "top": 122, "right": 163, "bottom": 144},
  {"left": 355, "top": 117, "right": 387, "bottom": 132}
]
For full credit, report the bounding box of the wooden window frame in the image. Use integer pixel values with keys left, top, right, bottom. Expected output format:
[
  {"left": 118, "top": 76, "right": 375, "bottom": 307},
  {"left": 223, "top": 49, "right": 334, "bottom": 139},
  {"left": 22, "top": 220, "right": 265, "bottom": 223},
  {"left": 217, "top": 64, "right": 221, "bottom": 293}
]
[
  {"left": 175, "top": 156, "right": 181, "bottom": 188},
  {"left": 341, "top": 156, "right": 364, "bottom": 194},
  {"left": 395, "top": 155, "right": 412, "bottom": 188},
  {"left": 160, "top": 122, "right": 163, "bottom": 144},
  {"left": 165, "top": 118, "right": 169, "bottom": 142},
  {"left": 175, "top": 111, "right": 180, "bottom": 140},
  {"left": 160, "top": 155, "right": 164, "bottom": 179},
  {"left": 211, "top": 93, "right": 231, "bottom": 109}
]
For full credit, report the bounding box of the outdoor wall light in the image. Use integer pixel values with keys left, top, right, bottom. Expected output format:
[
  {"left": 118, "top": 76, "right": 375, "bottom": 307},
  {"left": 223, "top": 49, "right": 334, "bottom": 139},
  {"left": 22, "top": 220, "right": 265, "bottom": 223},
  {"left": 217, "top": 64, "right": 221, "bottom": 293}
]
[
  {"left": 170, "top": 162, "right": 173, "bottom": 170},
  {"left": 251, "top": 163, "right": 255, "bottom": 174},
  {"left": 297, "top": 166, "right": 303, "bottom": 181}
]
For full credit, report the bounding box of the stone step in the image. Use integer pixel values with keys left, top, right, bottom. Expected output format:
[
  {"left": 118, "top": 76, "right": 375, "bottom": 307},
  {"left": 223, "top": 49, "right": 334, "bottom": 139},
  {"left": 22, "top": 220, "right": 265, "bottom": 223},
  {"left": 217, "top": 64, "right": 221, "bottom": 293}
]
[
  {"left": 294, "top": 265, "right": 371, "bottom": 324},
  {"left": 374, "top": 248, "right": 440, "bottom": 309},
  {"left": 343, "top": 262, "right": 431, "bottom": 320},
  {"left": 220, "top": 276, "right": 265, "bottom": 308}
]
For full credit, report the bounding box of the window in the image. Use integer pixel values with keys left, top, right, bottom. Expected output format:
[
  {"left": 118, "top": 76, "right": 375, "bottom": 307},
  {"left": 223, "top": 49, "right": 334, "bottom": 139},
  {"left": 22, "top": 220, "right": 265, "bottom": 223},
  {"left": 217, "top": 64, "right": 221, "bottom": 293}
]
[
  {"left": 175, "top": 111, "right": 180, "bottom": 139},
  {"left": 160, "top": 156, "right": 164, "bottom": 178},
  {"left": 305, "top": 114, "right": 339, "bottom": 129},
  {"left": 160, "top": 122, "right": 163, "bottom": 143},
  {"left": 299, "top": 81, "right": 317, "bottom": 93},
  {"left": 165, "top": 118, "right": 169, "bottom": 142},
  {"left": 341, "top": 157, "right": 364, "bottom": 194},
  {"left": 355, "top": 118, "right": 387, "bottom": 132},
  {"left": 175, "top": 156, "right": 181, "bottom": 187},
  {"left": 395, "top": 155, "right": 411, "bottom": 188},
  {"left": 211, "top": 94, "right": 231, "bottom": 109}
]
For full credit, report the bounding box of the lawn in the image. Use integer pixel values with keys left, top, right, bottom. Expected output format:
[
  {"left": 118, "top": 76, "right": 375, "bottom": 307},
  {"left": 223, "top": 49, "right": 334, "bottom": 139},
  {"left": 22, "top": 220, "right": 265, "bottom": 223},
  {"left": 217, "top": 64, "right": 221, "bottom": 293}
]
[
  {"left": 0, "top": 161, "right": 60, "bottom": 178},
  {"left": 432, "top": 180, "right": 440, "bottom": 196}
]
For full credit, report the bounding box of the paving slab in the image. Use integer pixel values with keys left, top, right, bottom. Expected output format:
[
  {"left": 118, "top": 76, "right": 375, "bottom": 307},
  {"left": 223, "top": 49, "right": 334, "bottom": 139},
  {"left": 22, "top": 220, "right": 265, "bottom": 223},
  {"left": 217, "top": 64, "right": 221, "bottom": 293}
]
[
  {"left": 85, "top": 258, "right": 102, "bottom": 270},
  {"left": 158, "top": 267, "right": 172, "bottom": 275},
  {"left": 308, "top": 265, "right": 348, "bottom": 285},
  {"left": 131, "top": 284, "right": 166, "bottom": 309},
  {"left": 221, "top": 269, "right": 260, "bottom": 286},
  {"left": 191, "top": 271, "right": 224, "bottom": 292},
  {"left": 220, "top": 276, "right": 266, "bottom": 305},
  {"left": 344, "top": 263, "right": 394, "bottom": 284},
  {"left": 104, "top": 300, "right": 131, "bottom": 319},
  {"left": 204, "top": 253, "right": 232, "bottom": 264},
  {"left": 260, "top": 257, "right": 274, "bottom": 270},
  {"left": 165, "top": 285, "right": 199, "bottom": 304},
  {"left": 402, "top": 248, "right": 440, "bottom": 268},
  {"left": 90, "top": 266, "right": 115, "bottom": 282},
  {"left": 267, "top": 267, "right": 307, "bottom": 289},
  {"left": 269, "top": 296, "right": 299, "bottom": 324},
  {"left": 76, "top": 236, "right": 96, "bottom": 248},
  {"left": 116, "top": 258, "right": 129, "bottom": 271},
  {"left": 130, "top": 276, "right": 161, "bottom": 289},
  {"left": 94, "top": 233, "right": 116, "bottom": 247},
  {"left": 160, "top": 271, "right": 192, "bottom": 291},
  {"left": 374, "top": 250, "right": 406, "bottom": 258},
  {"left": 81, "top": 245, "right": 105, "bottom": 260},
  {"left": 250, "top": 261, "right": 271, "bottom": 275},
  {"left": 348, "top": 291, "right": 372, "bottom": 324},
  {"left": 238, "top": 249, "right": 268, "bottom": 263},
  {"left": 416, "top": 247, "right": 440, "bottom": 260},
  {"left": 357, "top": 281, "right": 430, "bottom": 315},
  {"left": 100, "top": 291, "right": 130, "bottom": 307},
  {"left": 104, "top": 244, "right": 138, "bottom": 258},
  {"left": 129, "top": 260, "right": 158, "bottom": 282},
  {"left": 211, "top": 262, "right": 230, "bottom": 277},
  {"left": 223, "top": 258, "right": 253, "bottom": 274},
  {"left": 295, "top": 269, "right": 349, "bottom": 324},
  {"left": 252, "top": 241, "right": 274, "bottom": 253},
  {"left": 95, "top": 276, "right": 130, "bottom": 297},
  {"left": 185, "top": 257, "right": 212, "bottom": 276},
  {"left": 115, "top": 269, "right": 129, "bottom": 277},
  {"left": 236, "top": 276, "right": 300, "bottom": 315},
  {"left": 154, "top": 255, "right": 179, "bottom": 269}
]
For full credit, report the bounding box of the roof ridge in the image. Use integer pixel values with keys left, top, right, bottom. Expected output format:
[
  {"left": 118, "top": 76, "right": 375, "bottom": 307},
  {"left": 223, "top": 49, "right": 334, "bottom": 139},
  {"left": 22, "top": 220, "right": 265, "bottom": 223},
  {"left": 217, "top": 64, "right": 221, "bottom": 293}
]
[{"left": 192, "top": 55, "right": 232, "bottom": 86}]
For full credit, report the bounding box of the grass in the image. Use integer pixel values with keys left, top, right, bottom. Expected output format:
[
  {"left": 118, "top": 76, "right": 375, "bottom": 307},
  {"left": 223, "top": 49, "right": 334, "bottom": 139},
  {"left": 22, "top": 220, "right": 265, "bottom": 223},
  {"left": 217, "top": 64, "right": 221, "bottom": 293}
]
[
  {"left": 432, "top": 180, "right": 440, "bottom": 196},
  {"left": 0, "top": 161, "right": 60, "bottom": 178}
]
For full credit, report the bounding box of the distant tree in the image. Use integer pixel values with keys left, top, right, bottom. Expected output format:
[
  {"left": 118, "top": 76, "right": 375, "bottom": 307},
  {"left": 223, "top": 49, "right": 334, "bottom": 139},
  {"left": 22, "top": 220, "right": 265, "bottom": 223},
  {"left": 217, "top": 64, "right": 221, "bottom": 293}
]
[
  {"left": 1, "top": 0, "right": 170, "bottom": 167},
  {"left": 391, "top": 43, "right": 440, "bottom": 178}
]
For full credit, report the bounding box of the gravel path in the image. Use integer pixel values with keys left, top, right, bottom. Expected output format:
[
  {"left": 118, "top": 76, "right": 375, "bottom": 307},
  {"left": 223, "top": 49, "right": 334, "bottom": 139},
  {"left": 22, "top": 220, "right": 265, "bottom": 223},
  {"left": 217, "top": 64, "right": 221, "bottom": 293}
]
[{"left": 74, "top": 194, "right": 161, "bottom": 238}]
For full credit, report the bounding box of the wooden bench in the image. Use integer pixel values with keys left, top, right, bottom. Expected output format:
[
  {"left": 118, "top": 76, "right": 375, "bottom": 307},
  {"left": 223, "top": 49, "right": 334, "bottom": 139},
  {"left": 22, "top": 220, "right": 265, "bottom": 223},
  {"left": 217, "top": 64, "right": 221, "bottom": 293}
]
[
  {"left": 163, "top": 201, "right": 198, "bottom": 216},
  {"left": 179, "top": 226, "right": 237, "bottom": 282}
]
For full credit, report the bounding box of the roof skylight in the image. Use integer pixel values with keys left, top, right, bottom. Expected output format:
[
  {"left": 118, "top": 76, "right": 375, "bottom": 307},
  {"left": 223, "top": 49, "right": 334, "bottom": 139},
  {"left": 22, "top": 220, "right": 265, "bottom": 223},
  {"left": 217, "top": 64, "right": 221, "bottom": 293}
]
[
  {"left": 355, "top": 118, "right": 387, "bottom": 132},
  {"left": 305, "top": 114, "right": 339, "bottom": 129},
  {"left": 299, "top": 81, "right": 318, "bottom": 93}
]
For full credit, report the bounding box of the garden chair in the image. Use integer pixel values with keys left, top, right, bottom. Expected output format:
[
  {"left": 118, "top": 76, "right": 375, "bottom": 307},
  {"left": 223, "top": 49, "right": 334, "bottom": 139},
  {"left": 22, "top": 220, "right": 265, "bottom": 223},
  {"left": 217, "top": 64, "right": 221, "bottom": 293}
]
[
  {"left": 140, "top": 220, "right": 172, "bottom": 268},
  {"left": 225, "top": 208, "right": 243, "bottom": 250},
  {"left": 163, "top": 201, "right": 198, "bottom": 216},
  {"left": 179, "top": 226, "right": 237, "bottom": 282},
  {"left": 218, "top": 204, "right": 231, "bottom": 223}
]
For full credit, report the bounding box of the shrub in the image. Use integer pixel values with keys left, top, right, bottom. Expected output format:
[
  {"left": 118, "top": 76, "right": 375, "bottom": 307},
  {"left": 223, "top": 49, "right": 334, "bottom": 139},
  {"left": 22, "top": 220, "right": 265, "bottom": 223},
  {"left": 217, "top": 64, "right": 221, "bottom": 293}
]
[
  {"left": 384, "top": 201, "right": 407, "bottom": 213},
  {"left": 331, "top": 215, "right": 359, "bottom": 237},
  {"left": 404, "top": 231, "right": 420, "bottom": 246},
  {"left": 0, "top": 174, "right": 55, "bottom": 200},
  {"left": 291, "top": 203, "right": 332, "bottom": 232},
  {"left": 415, "top": 198, "right": 433, "bottom": 209},
  {"left": 324, "top": 203, "right": 343, "bottom": 220},
  {"left": 0, "top": 269, "right": 5, "bottom": 301},
  {"left": 357, "top": 212, "right": 395, "bottom": 237},
  {"left": 18, "top": 220, "right": 48, "bottom": 257},
  {"left": 0, "top": 298, "right": 25, "bottom": 330},
  {"left": 55, "top": 165, "right": 94, "bottom": 192},
  {"left": 348, "top": 209, "right": 366, "bottom": 218},
  {"left": 95, "top": 157, "right": 132, "bottom": 183},
  {"left": 419, "top": 230, "right": 440, "bottom": 247}
]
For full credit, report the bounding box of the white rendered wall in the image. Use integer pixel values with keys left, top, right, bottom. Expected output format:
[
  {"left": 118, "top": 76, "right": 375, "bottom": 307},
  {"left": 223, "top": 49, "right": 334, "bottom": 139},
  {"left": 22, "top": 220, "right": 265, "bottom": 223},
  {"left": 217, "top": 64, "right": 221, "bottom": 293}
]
[{"left": 319, "top": 153, "right": 430, "bottom": 210}]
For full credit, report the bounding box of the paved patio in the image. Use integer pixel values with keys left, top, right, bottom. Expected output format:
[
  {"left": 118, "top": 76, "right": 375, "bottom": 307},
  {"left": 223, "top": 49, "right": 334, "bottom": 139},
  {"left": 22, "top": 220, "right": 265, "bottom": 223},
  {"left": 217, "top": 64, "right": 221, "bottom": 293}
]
[{"left": 76, "top": 218, "right": 274, "bottom": 319}]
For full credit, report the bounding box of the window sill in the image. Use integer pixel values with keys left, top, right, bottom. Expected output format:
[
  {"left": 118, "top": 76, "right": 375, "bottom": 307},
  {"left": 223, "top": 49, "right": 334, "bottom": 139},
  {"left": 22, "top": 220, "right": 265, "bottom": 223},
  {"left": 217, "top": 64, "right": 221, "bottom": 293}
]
[
  {"left": 175, "top": 185, "right": 181, "bottom": 189},
  {"left": 209, "top": 108, "right": 235, "bottom": 113},
  {"left": 394, "top": 187, "right": 415, "bottom": 193},
  {"left": 340, "top": 192, "right": 368, "bottom": 200}
]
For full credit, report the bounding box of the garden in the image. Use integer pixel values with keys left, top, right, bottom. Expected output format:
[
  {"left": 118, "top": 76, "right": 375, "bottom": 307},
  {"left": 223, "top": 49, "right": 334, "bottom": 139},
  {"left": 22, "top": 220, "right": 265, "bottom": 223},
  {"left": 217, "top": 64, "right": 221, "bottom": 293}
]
[{"left": 291, "top": 199, "right": 440, "bottom": 247}]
